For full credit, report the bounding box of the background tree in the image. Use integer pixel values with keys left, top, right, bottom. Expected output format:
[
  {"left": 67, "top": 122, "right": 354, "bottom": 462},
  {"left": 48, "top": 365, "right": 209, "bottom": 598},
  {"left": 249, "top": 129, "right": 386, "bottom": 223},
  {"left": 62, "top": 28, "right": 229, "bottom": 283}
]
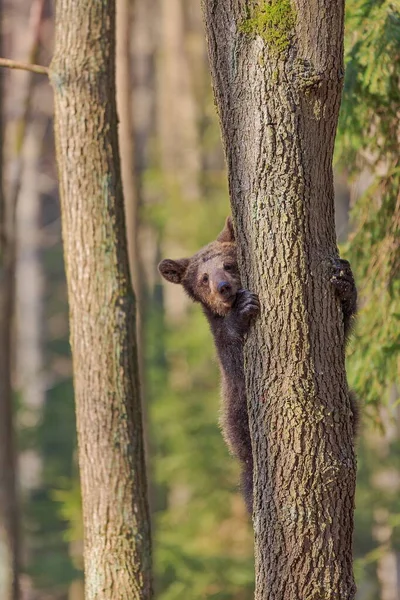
[
  {"left": 0, "top": 0, "right": 46, "bottom": 594},
  {"left": 0, "top": 14, "right": 20, "bottom": 595},
  {"left": 49, "top": 0, "right": 152, "bottom": 597},
  {"left": 202, "top": 0, "right": 357, "bottom": 597},
  {"left": 116, "top": 0, "right": 139, "bottom": 292}
]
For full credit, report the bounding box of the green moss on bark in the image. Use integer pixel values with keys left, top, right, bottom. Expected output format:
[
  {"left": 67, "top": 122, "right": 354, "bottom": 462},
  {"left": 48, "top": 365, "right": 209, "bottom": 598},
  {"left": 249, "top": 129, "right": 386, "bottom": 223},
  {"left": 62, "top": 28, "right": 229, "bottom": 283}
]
[{"left": 239, "top": 0, "right": 296, "bottom": 54}]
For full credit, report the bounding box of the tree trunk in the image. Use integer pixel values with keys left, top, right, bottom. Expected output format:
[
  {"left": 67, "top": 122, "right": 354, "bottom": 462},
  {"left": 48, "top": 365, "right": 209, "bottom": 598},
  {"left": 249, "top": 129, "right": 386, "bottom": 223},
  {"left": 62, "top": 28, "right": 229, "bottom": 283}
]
[
  {"left": 49, "top": 1, "right": 152, "bottom": 598},
  {"left": 0, "top": 1, "right": 20, "bottom": 596},
  {"left": 202, "top": 1, "right": 357, "bottom": 597},
  {"left": 16, "top": 118, "right": 46, "bottom": 493},
  {"left": 116, "top": 0, "right": 139, "bottom": 294},
  {"left": 0, "top": 180, "right": 20, "bottom": 600},
  {"left": 158, "top": 0, "right": 201, "bottom": 201}
]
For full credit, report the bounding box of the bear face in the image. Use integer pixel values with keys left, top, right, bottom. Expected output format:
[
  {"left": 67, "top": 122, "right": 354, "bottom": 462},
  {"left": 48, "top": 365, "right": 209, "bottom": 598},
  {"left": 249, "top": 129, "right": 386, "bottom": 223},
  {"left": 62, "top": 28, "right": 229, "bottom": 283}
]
[{"left": 158, "top": 217, "right": 242, "bottom": 316}]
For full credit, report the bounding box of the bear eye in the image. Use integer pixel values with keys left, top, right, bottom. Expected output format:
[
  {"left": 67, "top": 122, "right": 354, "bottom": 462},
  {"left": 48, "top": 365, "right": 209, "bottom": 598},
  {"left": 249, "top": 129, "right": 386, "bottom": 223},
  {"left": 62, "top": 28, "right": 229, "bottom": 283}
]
[
  {"left": 202, "top": 274, "right": 209, "bottom": 284},
  {"left": 224, "top": 264, "right": 233, "bottom": 272}
]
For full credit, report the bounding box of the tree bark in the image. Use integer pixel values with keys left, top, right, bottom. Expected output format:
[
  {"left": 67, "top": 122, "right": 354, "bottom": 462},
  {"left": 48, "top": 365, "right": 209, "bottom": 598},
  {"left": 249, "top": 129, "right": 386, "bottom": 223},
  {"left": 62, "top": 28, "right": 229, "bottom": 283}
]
[
  {"left": 50, "top": 1, "right": 152, "bottom": 598},
  {"left": 202, "top": 1, "right": 357, "bottom": 598}
]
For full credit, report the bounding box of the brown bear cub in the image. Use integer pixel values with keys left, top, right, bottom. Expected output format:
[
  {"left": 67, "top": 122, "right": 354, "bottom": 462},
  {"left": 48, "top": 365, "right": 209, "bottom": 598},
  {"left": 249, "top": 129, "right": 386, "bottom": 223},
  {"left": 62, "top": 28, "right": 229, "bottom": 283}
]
[{"left": 159, "top": 217, "right": 357, "bottom": 514}]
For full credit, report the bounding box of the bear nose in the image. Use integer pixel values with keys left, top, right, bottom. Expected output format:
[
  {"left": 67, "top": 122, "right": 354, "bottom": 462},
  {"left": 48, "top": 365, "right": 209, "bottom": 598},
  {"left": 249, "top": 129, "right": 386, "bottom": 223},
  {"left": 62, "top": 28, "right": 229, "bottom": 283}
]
[{"left": 217, "top": 281, "right": 232, "bottom": 297}]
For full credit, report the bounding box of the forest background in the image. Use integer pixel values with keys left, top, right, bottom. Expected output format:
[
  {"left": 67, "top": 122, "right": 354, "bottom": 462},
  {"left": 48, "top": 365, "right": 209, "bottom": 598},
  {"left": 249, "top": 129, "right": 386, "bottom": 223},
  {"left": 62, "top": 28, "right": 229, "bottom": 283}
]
[{"left": 1, "top": 0, "right": 399, "bottom": 598}]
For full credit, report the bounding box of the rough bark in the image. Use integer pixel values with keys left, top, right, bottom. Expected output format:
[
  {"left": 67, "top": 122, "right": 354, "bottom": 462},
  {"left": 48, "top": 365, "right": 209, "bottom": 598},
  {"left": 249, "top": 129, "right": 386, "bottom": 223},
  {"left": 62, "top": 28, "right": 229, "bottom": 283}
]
[
  {"left": 202, "top": 1, "right": 357, "bottom": 598},
  {"left": 50, "top": 1, "right": 152, "bottom": 598}
]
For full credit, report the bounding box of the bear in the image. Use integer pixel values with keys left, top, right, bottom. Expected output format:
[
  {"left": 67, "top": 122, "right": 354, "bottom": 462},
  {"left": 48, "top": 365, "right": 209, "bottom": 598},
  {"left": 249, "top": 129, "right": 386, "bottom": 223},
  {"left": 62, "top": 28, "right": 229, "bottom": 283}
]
[{"left": 158, "top": 216, "right": 358, "bottom": 514}]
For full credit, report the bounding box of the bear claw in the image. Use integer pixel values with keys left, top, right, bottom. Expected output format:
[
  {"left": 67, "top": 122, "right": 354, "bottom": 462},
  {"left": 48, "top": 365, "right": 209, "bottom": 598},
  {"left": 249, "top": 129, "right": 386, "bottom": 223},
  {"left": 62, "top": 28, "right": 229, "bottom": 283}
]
[
  {"left": 331, "top": 258, "right": 357, "bottom": 314},
  {"left": 234, "top": 290, "right": 260, "bottom": 320}
]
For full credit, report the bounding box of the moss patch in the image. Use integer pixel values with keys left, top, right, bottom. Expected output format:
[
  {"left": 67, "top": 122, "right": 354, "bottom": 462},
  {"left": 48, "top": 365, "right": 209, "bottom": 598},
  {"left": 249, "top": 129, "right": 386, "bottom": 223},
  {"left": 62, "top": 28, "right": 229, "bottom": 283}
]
[{"left": 239, "top": 0, "right": 296, "bottom": 55}]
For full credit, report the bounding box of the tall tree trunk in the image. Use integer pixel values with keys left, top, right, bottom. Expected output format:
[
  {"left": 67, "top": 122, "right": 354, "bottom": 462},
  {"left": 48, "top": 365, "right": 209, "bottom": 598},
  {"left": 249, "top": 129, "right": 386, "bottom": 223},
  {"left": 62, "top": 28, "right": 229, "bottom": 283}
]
[
  {"left": 202, "top": 1, "right": 357, "bottom": 597},
  {"left": 50, "top": 1, "right": 152, "bottom": 598},
  {"left": 116, "top": 0, "right": 153, "bottom": 517},
  {"left": 0, "top": 145, "right": 20, "bottom": 600},
  {"left": 158, "top": 0, "right": 201, "bottom": 201},
  {"left": 16, "top": 118, "right": 46, "bottom": 493},
  {"left": 116, "top": 0, "right": 139, "bottom": 294},
  {"left": 0, "top": 1, "right": 20, "bottom": 597}
]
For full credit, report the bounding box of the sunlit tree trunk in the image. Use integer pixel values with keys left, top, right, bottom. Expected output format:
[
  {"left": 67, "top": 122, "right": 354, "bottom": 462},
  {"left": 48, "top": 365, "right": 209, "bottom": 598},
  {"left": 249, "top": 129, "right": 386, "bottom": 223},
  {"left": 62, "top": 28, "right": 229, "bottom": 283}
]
[
  {"left": 50, "top": 0, "right": 152, "bottom": 597},
  {"left": 16, "top": 119, "right": 46, "bottom": 493},
  {"left": 116, "top": 0, "right": 139, "bottom": 293},
  {"left": 158, "top": 0, "right": 201, "bottom": 201},
  {"left": 202, "top": 0, "right": 357, "bottom": 597},
  {"left": 131, "top": 0, "right": 157, "bottom": 182}
]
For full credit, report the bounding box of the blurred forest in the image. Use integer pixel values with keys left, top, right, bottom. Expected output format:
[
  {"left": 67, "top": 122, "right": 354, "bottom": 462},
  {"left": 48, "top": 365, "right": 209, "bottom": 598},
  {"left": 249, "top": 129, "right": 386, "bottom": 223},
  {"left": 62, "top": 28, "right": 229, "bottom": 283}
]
[{"left": 0, "top": 0, "right": 399, "bottom": 598}]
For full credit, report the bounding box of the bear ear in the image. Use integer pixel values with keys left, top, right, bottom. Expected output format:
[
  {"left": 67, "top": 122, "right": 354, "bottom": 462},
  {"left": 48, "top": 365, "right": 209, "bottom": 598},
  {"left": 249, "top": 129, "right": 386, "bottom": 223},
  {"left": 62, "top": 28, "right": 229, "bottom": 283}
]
[
  {"left": 158, "top": 258, "right": 189, "bottom": 284},
  {"left": 217, "top": 216, "right": 235, "bottom": 243}
]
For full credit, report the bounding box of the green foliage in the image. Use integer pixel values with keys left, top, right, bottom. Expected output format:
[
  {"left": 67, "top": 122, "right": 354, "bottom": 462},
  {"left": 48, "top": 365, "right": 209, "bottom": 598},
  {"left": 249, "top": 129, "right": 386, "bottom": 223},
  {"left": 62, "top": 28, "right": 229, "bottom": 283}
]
[
  {"left": 239, "top": 0, "right": 296, "bottom": 54},
  {"left": 335, "top": 1, "right": 400, "bottom": 592},
  {"left": 342, "top": 170, "right": 399, "bottom": 409},
  {"left": 337, "top": 0, "right": 400, "bottom": 166},
  {"left": 53, "top": 476, "right": 83, "bottom": 547},
  {"left": 20, "top": 243, "right": 82, "bottom": 593},
  {"left": 336, "top": 0, "right": 400, "bottom": 409},
  {"left": 23, "top": 380, "right": 80, "bottom": 589},
  {"left": 353, "top": 434, "right": 400, "bottom": 590}
]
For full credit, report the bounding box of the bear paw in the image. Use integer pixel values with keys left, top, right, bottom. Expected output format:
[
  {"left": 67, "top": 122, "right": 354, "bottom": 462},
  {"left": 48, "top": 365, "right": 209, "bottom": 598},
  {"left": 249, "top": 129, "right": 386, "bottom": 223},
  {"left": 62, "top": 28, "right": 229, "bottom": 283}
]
[
  {"left": 234, "top": 289, "right": 260, "bottom": 323},
  {"left": 331, "top": 258, "right": 357, "bottom": 317}
]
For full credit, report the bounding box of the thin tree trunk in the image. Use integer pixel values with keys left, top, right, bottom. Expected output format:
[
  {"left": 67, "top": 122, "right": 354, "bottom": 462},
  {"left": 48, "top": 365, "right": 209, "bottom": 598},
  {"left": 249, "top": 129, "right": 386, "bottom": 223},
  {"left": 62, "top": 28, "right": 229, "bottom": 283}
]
[
  {"left": 0, "top": 172, "right": 20, "bottom": 600},
  {"left": 0, "top": 0, "right": 20, "bottom": 595},
  {"left": 158, "top": 0, "right": 201, "bottom": 200},
  {"left": 116, "top": 0, "right": 153, "bottom": 517},
  {"left": 131, "top": 0, "right": 157, "bottom": 180},
  {"left": 202, "top": 1, "right": 356, "bottom": 597},
  {"left": 372, "top": 386, "right": 400, "bottom": 600},
  {"left": 50, "top": 0, "right": 152, "bottom": 598},
  {"left": 116, "top": 0, "right": 139, "bottom": 294},
  {"left": 16, "top": 118, "right": 46, "bottom": 492}
]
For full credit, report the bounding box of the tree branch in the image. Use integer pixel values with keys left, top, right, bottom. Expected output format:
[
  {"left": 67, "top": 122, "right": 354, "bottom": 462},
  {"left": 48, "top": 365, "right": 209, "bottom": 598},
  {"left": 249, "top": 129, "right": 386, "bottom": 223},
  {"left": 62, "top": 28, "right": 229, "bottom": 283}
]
[{"left": 0, "top": 58, "right": 48, "bottom": 76}]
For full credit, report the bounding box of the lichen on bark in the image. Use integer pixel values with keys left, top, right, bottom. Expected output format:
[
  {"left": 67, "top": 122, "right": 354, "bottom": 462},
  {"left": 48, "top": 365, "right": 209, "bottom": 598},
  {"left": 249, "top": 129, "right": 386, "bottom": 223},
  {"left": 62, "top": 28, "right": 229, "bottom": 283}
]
[{"left": 239, "top": 0, "right": 296, "bottom": 54}]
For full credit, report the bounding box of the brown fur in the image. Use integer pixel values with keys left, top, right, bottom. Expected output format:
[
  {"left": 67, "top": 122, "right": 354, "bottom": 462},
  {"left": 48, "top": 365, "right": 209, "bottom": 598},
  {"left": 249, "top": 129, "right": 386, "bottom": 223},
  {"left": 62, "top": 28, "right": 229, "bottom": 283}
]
[
  {"left": 159, "top": 217, "right": 258, "bottom": 511},
  {"left": 159, "top": 217, "right": 358, "bottom": 513}
]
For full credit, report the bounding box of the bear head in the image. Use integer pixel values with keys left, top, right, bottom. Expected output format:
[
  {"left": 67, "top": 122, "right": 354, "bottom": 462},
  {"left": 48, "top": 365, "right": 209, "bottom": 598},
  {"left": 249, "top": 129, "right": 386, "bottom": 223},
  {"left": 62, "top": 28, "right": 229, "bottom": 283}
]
[{"left": 158, "top": 216, "right": 241, "bottom": 316}]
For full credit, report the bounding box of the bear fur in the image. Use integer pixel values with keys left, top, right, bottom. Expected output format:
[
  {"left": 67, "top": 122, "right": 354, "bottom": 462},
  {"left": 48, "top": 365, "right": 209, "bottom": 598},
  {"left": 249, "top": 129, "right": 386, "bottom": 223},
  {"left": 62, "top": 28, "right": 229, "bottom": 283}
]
[{"left": 159, "top": 216, "right": 358, "bottom": 514}]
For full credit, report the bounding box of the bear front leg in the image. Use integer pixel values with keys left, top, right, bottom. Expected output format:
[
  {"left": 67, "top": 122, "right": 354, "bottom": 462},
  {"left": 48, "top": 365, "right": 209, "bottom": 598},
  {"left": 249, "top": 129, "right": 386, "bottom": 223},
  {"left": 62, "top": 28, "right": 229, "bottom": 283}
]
[{"left": 331, "top": 258, "right": 357, "bottom": 341}]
